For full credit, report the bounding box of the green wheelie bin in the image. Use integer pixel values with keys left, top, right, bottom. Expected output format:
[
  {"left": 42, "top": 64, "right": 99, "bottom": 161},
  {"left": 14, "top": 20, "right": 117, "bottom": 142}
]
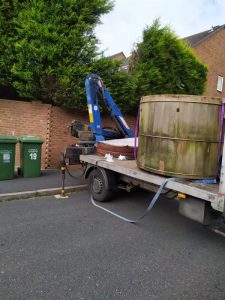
[
  {"left": 0, "top": 135, "right": 17, "bottom": 180},
  {"left": 19, "top": 136, "right": 44, "bottom": 178}
]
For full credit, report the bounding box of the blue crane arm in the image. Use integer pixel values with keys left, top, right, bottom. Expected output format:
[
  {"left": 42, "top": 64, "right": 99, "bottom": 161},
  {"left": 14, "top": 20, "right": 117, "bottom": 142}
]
[
  {"left": 85, "top": 73, "right": 133, "bottom": 142},
  {"left": 85, "top": 74, "right": 105, "bottom": 141}
]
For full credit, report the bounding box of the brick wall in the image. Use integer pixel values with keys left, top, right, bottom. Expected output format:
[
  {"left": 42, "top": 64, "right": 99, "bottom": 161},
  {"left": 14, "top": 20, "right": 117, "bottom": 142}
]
[
  {"left": 0, "top": 99, "right": 136, "bottom": 169},
  {"left": 193, "top": 29, "right": 225, "bottom": 98},
  {"left": 0, "top": 99, "right": 51, "bottom": 169},
  {"left": 49, "top": 107, "right": 136, "bottom": 167},
  {"left": 49, "top": 108, "right": 89, "bottom": 167}
]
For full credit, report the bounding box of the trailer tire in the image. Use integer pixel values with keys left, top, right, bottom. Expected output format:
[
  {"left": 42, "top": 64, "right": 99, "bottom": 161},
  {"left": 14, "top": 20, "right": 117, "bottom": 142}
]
[{"left": 88, "top": 168, "right": 115, "bottom": 202}]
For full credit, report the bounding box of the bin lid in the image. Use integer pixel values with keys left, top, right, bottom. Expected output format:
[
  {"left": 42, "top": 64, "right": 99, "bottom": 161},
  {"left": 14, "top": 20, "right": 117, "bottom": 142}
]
[
  {"left": 19, "top": 135, "right": 44, "bottom": 144},
  {"left": 0, "top": 135, "right": 17, "bottom": 144}
]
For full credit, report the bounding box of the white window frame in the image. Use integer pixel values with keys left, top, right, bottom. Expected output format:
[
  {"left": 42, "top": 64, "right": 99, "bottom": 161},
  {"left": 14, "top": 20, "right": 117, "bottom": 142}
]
[{"left": 217, "top": 75, "right": 223, "bottom": 92}]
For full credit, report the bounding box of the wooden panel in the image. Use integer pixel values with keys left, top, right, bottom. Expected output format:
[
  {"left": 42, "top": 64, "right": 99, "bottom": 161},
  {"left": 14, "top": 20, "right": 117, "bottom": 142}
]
[{"left": 138, "top": 95, "right": 221, "bottom": 179}]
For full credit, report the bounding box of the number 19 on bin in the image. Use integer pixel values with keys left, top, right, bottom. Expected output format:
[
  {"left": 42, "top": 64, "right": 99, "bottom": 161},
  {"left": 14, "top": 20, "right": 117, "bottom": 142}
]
[{"left": 29, "top": 153, "right": 37, "bottom": 160}]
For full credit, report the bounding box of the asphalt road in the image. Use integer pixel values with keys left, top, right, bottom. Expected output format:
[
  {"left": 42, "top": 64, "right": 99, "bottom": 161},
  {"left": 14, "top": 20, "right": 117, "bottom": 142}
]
[{"left": 0, "top": 190, "right": 225, "bottom": 300}]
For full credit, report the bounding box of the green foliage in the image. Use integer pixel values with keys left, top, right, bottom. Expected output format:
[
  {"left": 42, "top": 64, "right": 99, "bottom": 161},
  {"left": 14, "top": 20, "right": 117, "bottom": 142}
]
[
  {"left": 1, "top": 0, "right": 113, "bottom": 108},
  {"left": 0, "top": 7, "right": 207, "bottom": 114},
  {"left": 0, "top": 0, "right": 21, "bottom": 86},
  {"left": 131, "top": 19, "right": 208, "bottom": 98},
  {"left": 91, "top": 57, "right": 138, "bottom": 113}
]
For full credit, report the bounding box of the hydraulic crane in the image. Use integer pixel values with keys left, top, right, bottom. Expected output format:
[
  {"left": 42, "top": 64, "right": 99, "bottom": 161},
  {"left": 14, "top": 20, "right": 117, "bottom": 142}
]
[
  {"left": 84, "top": 73, "right": 133, "bottom": 141},
  {"left": 65, "top": 74, "right": 133, "bottom": 164}
]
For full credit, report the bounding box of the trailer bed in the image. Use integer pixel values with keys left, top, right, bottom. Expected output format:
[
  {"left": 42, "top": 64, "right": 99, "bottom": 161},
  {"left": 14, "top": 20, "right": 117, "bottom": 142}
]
[{"left": 80, "top": 154, "right": 225, "bottom": 212}]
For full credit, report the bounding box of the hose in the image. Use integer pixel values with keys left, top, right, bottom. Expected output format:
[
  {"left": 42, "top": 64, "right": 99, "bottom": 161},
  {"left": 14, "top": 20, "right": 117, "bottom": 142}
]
[{"left": 65, "top": 163, "right": 87, "bottom": 179}]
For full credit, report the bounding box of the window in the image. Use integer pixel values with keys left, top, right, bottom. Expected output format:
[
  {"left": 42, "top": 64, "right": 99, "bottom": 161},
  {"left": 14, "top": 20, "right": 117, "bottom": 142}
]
[{"left": 217, "top": 76, "right": 223, "bottom": 92}]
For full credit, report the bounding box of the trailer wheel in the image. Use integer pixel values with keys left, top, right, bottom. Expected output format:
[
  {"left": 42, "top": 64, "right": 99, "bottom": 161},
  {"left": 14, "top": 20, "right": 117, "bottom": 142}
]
[{"left": 88, "top": 168, "right": 115, "bottom": 202}]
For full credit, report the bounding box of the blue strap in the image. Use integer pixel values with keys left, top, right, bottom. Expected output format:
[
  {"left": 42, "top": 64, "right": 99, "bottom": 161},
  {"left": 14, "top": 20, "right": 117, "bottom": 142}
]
[{"left": 91, "top": 177, "right": 185, "bottom": 223}]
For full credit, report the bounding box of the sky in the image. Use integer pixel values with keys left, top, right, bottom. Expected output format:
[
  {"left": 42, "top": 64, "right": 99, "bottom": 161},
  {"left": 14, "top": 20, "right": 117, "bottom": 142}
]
[{"left": 95, "top": 0, "right": 225, "bottom": 57}]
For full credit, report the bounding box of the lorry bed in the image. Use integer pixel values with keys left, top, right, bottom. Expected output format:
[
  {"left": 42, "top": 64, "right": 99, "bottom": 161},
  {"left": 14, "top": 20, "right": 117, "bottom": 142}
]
[{"left": 80, "top": 154, "right": 224, "bottom": 213}]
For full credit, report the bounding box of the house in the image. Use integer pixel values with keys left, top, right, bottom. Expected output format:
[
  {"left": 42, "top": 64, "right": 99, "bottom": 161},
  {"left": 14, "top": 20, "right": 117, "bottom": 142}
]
[
  {"left": 110, "top": 25, "right": 225, "bottom": 98},
  {"left": 108, "top": 52, "right": 129, "bottom": 72},
  {"left": 183, "top": 25, "right": 225, "bottom": 98}
]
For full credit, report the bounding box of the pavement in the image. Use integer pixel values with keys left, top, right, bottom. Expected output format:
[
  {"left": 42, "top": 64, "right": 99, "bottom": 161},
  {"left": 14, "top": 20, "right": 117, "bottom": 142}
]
[{"left": 0, "top": 167, "right": 87, "bottom": 201}]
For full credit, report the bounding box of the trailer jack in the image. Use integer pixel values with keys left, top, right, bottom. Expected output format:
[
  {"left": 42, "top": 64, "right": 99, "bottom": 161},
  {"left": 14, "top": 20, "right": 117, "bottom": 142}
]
[{"left": 54, "top": 153, "right": 69, "bottom": 199}]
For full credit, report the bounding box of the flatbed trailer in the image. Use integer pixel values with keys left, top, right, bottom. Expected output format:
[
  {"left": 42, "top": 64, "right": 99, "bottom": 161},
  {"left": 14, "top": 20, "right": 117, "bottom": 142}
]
[{"left": 80, "top": 154, "right": 225, "bottom": 224}]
